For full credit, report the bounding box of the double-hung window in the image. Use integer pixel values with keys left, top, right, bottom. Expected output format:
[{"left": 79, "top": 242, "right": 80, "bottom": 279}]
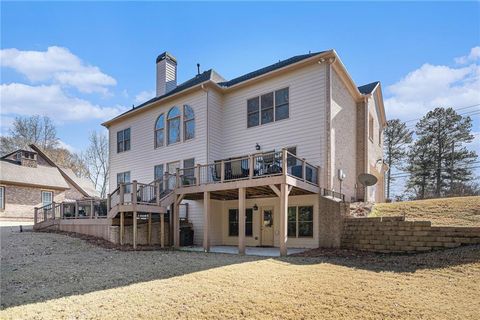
[
  {"left": 117, "top": 128, "right": 131, "bottom": 153},
  {"left": 247, "top": 88, "right": 289, "bottom": 128},
  {"left": 228, "top": 208, "right": 253, "bottom": 237},
  {"left": 155, "top": 114, "right": 165, "bottom": 148},
  {"left": 183, "top": 105, "right": 195, "bottom": 141},
  {"left": 41, "top": 191, "right": 53, "bottom": 209},
  {"left": 183, "top": 158, "right": 195, "bottom": 185},
  {"left": 287, "top": 206, "right": 313, "bottom": 238},
  {"left": 247, "top": 97, "right": 260, "bottom": 128},
  {"left": 117, "top": 171, "right": 131, "bottom": 192}
]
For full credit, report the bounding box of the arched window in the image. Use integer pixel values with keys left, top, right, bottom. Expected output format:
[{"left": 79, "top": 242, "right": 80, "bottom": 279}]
[
  {"left": 154, "top": 114, "right": 165, "bottom": 148},
  {"left": 183, "top": 105, "right": 195, "bottom": 141},
  {"left": 167, "top": 106, "right": 181, "bottom": 145}
]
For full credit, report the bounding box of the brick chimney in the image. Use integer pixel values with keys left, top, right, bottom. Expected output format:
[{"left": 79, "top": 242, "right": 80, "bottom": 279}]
[
  {"left": 156, "top": 52, "right": 177, "bottom": 97},
  {"left": 17, "top": 150, "right": 38, "bottom": 168}
]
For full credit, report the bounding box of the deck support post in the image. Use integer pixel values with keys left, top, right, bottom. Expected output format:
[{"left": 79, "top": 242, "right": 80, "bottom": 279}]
[
  {"left": 238, "top": 187, "right": 246, "bottom": 255},
  {"left": 160, "top": 213, "right": 165, "bottom": 248},
  {"left": 34, "top": 207, "right": 38, "bottom": 224},
  {"left": 120, "top": 211, "right": 125, "bottom": 245},
  {"left": 279, "top": 183, "right": 289, "bottom": 257},
  {"left": 249, "top": 155, "right": 254, "bottom": 179},
  {"left": 173, "top": 196, "right": 181, "bottom": 248},
  {"left": 132, "top": 180, "right": 138, "bottom": 249},
  {"left": 90, "top": 199, "right": 94, "bottom": 219},
  {"left": 203, "top": 191, "right": 211, "bottom": 252},
  {"left": 148, "top": 213, "right": 152, "bottom": 245},
  {"left": 133, "top": 211, "right": 138, "bottom": 249}
]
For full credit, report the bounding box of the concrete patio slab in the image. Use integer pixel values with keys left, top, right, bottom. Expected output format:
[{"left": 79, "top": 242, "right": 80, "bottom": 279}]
[{"left": 179, "top": 245, "right": 306, "bottom": 257}]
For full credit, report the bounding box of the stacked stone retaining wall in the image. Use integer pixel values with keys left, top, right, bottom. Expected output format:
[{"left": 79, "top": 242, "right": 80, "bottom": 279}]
[{"left": 341, "top": 216, "right": 480, "bottom": 253}]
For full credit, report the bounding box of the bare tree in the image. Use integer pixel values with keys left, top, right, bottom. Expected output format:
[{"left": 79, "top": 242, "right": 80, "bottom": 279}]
[
  {"left": 82, "top": 131, "right": 109, "bottom": 198},
  {"left": 0, "top": 115, "right": 59, "bottom": 154}
]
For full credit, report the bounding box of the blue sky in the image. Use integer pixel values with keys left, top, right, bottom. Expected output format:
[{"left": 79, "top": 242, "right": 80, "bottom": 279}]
[{"left": 1, "top": 1, "right": 479, "bottom": 196}]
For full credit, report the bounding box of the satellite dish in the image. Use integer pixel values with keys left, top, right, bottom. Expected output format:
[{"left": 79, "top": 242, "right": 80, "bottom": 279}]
[{"left": 358, "top": 173, "right": 378, "bottom": 187}]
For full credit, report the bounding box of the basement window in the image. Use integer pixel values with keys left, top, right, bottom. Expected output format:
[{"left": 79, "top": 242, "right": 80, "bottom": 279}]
[{"left": 288, "top": 206, "right": 313, "bottom": 238}]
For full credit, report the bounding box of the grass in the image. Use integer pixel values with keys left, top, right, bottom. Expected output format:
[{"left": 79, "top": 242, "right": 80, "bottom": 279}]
[
  {"left": 370, "top": 196, "right": 480, "bottom": 226},
  {"left": 1, "top": 224, "right": 480, "bottom": 319}
]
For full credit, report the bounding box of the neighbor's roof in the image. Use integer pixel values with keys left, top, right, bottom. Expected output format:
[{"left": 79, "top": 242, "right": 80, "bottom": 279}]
[
  {"left": 358, "top": 81, "right": 380, "bottom": 94},
  {"left": 62, "top": 168, "right": 100, "bottom": 197},
  {"left": 0, "top": 160, "right": 70, "bottom": 189}
]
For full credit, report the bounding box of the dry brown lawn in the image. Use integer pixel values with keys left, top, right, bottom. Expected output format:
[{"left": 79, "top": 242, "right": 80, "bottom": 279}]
[
  {"left": 371, "top": 196, "right": 480, "bottom": 226},
  {"left": 1, "top": 224, "right": 480, "bottom": 319}
]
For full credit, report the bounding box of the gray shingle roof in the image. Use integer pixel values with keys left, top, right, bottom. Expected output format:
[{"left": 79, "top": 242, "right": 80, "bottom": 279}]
[
  {"left": 218, "top": 51, "right": 326, "bottom": 87},
  {"left": 358, "top": 81, "right": 379, "bottom": 94},
  {"left": 0, "top": 160, "right": 70, "bottom": 189},
  {"left": 108, "top": 51, "right": 328, "bottom": 123}
]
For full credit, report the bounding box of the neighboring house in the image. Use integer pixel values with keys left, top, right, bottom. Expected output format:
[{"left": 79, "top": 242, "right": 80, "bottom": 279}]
[
  {"left": 0, "top": 144, "right": 99, "bottom": 219},
  {"left": 99, "top": 49, "right": 387, "bottom": 255}
]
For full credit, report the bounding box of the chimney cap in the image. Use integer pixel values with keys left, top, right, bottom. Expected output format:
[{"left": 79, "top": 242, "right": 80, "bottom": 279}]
[{"left": 156, "top": 51, "right": 177, "bottom": 64}]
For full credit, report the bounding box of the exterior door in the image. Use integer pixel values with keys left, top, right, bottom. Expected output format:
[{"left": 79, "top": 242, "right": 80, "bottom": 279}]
[
  {"left": 167, "top": 161, "right": 180, "bottom": 190},
  {"left": 261, "top": 207, "right": 274, "bottom": 246}
]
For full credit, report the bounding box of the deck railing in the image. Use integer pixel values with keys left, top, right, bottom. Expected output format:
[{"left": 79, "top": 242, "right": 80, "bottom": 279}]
[
  {"left": 177, "top": 149, "right": 320, "bottom": 188},
  {"left": 34, "top": 198, "right": 108, "bottom": 225},
  {"left": 323, "top": 188, "right": 346, "bottom": 202}
]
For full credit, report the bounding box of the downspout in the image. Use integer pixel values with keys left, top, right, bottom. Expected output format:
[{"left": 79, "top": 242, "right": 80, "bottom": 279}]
[{"left": 363, "top": 94, "right": 369, "bottom": 201}]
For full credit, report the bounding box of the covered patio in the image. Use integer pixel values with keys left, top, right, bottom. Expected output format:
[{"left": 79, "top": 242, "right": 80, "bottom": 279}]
[{"left": 179, "top": 245, "right": 307, "bottom": 257}]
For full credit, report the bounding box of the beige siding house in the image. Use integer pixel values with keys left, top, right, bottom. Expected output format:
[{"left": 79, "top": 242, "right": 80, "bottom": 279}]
[
  {"left": 84, "top": 49, "right": 386, "bottom": 255},
  {"left": 0, "top": 145, "right": 99, "bottom": 219}
]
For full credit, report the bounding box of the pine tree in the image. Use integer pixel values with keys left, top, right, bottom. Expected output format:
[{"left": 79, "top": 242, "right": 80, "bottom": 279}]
[
  {"left": 406, "top": 107, "right": 477, "bottom": 199},
  {"left": 383, "top": 119, "right": 413, "bottom": 200}
]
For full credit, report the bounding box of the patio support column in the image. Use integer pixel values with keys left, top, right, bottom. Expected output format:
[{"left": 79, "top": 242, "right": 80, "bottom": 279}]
[
  {"left": 120, "top": 211, "right": 125, "bottom": 245},
  {"left": 160, "top": 213, "right": 165, "bottom": 248},
  {"left": 279, "top": 183, "right": 289, "bottom": 257},
  {"left": 203, "top": 191, "right": 211, "bottom": 252},
  {"left": 173, "top": 196, "right": 180, "bottom": 248},
  {"left": 238, "top": 187, "right": 246, "bottom": 255},
  {"left": 148, "top": 213, "right": 152, "bottom": 245},
  {"left": 133, "top": 211, "right": 138, "bottom": 249}
]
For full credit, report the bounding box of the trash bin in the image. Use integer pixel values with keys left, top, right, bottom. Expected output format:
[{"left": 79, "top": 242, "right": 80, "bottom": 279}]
[{"left": 180, "top": 226, "right": 194, "bottom": 246}]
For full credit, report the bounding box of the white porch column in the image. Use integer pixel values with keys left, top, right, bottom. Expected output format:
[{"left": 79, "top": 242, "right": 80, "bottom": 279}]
[
  {"left": 279, "top": 183, "right": 289, "bottom": 256},
  {"left": 203, "top": 191, "right": 211, "bottom": 252},
  {"left": 238, "top": 187, "right": 246, "bottom": 255}
]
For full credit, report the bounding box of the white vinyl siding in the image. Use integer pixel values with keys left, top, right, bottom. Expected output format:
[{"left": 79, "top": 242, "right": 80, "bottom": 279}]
[
  {"left": 108, "top": 90, "right": 207, "bottom": 192},
  {"left": 219, "top": 63, "right": 326, "bottom": 166}
]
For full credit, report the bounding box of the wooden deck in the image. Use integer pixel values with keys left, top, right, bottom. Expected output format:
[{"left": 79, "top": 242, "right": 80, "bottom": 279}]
[{"left": 35, "top": 149, "right": 323, "bottom": 256}]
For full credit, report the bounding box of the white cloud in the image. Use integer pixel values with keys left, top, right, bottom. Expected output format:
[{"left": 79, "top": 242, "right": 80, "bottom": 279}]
[
  {"left": 0, "top": 83, "right": 127, "bottom": 122},
  {"left": 0, "top": 46, "right": 116, "bottom": 94},
  {"left": 135, "top": 90, "right": 155, "bottom": 104},
  {"left": 58, "top": 140, "right": 76, "bottom": 153},
  {"left": 455, "top": 46, "right": 480, "bottom": 64},
  {"left": 384, "top": 48, "right": 480, "bottom": 121}
]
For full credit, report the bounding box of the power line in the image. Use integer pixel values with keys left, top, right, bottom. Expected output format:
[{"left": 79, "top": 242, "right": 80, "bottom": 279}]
[{"left": 402, "top": 103, "right": 480, "bottom": 123}]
